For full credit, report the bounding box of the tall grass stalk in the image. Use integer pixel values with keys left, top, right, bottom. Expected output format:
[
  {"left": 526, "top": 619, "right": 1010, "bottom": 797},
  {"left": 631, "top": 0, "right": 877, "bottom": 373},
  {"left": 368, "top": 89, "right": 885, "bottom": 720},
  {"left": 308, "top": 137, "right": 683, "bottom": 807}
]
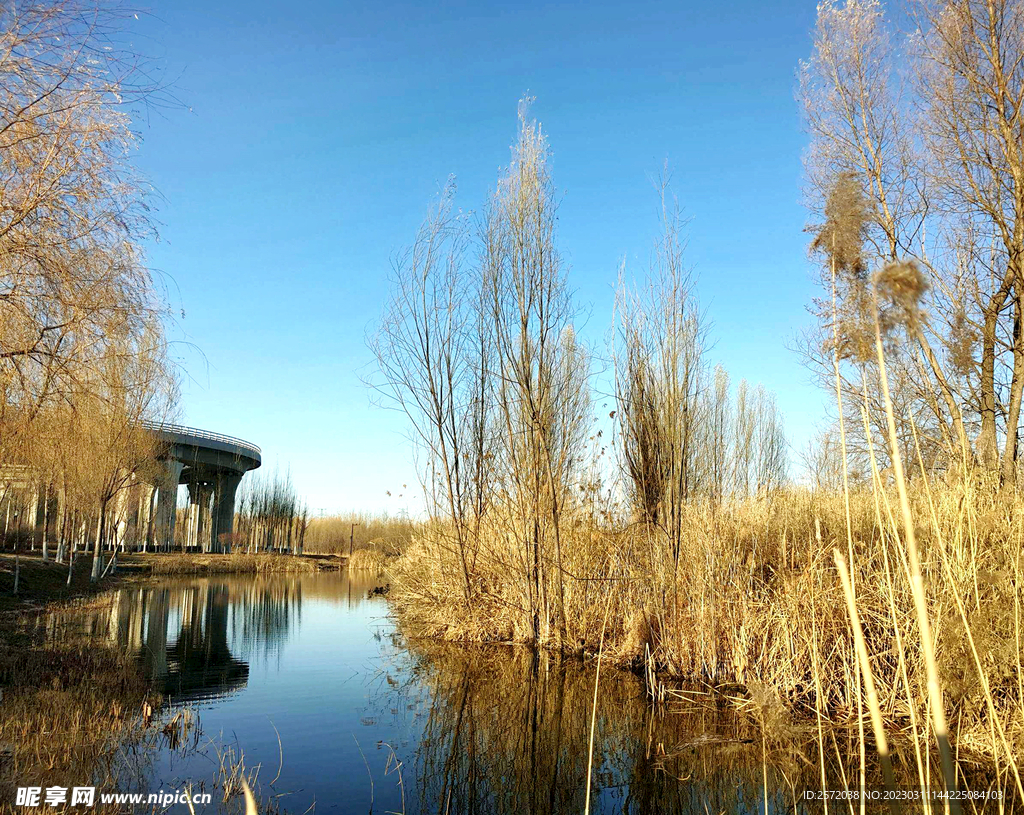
[
  {"left": 583, "top": 603, "right": 611, "bottom": 815},
  {"left": 835, "top": 550, "right": 899, "bottom": 813},
  {"left": 871, "top": 275, "right": 959, "bottom": 809}
]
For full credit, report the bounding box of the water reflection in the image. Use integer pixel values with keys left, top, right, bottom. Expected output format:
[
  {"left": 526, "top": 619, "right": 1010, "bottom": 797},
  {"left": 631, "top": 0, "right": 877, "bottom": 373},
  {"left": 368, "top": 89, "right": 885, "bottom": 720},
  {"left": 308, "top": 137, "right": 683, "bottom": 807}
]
[
  {"left": 29, "top": 571, "right": 862, "bottom": 813},
  {"left": 35, "top": 572, "right": 380, "bottom": 705},
  {"left": 396, "top": 641, "right": 805, "bottom": 815}
]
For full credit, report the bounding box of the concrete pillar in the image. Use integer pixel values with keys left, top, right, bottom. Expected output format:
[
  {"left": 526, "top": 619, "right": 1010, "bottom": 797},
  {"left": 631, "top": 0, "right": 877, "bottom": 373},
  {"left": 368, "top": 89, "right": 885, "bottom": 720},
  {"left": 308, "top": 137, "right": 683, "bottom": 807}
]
[
  {"left": 154, "top": 461, "right": 184, "bottom": 552},
  {"left": 212, "top": 472, "right": 242, "bottom": 554},
  {"left": 112, "top": 481, "right": 130, "bottom": 552},
  {"left": 142, "top": 484, "right": 157, "bottom": 552},
  {"left": 186, "top": 481, "right": 200, "bottom": 551},
  {"left": 124, "top": 480, "right": 143, "bottom": 551},
  {"left": 54, "top": 487, "right": 66, "bottom": 562},
  {"left": 39, "top": 486, "right": 51, "bottom": 562},
  {"left": 186, "top": 480, "right": 214, "bottom": 553},
  {"left": 185, "top": 500, "right": 198, "bottom": 551}
]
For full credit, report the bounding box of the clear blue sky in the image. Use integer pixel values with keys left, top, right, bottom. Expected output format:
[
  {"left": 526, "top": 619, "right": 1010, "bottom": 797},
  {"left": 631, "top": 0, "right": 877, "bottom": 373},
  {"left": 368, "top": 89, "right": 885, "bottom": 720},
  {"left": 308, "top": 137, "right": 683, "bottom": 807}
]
[{"left": 133, "top": 0, "right": 827, "bottom": 515}]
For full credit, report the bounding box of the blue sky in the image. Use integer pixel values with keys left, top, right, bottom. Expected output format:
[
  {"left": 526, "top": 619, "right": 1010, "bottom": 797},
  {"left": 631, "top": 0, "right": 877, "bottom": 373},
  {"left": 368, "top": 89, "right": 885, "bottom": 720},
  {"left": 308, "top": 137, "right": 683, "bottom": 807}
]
[{"left": 132, "top": 0, "right": 827, "bottom": 514}]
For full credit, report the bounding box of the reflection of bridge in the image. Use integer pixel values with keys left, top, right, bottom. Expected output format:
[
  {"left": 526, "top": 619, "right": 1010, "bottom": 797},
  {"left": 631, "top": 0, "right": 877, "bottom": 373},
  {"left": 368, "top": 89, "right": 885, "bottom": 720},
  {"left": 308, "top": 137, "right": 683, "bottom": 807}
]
[
  {"left": 57, "top": 576, "right": 310, "bottom": 704},
  {"left": 147, "top": 423, "right": 261, "bottom": 553}
]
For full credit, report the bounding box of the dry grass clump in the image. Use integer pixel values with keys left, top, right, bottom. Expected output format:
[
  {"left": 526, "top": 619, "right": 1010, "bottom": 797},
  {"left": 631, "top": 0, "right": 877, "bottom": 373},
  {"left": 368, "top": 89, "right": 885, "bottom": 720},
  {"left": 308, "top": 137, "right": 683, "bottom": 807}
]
[
  {"left": 346, "top": 546, "right": 392, "bottom": 573},
  {"left": 0, "top": 558, "right": 162, "bottom": 805},
  {"left": 0, "top": 632, "right": 155, "bottom": 802}
]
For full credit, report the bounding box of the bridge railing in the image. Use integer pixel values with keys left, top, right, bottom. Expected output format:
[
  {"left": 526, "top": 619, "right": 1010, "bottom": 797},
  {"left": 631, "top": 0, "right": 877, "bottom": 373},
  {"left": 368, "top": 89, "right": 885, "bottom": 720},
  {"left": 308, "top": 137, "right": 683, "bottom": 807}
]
[{"left": 142, "top": 420, "right": 262, "bottom": 458}]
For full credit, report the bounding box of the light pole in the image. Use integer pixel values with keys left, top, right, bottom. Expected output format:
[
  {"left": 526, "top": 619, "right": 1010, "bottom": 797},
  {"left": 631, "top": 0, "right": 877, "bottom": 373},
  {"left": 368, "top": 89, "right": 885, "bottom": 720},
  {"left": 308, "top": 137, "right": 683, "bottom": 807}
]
[{"left": 349, "top": 522, "right": 359, "bottom": 559}]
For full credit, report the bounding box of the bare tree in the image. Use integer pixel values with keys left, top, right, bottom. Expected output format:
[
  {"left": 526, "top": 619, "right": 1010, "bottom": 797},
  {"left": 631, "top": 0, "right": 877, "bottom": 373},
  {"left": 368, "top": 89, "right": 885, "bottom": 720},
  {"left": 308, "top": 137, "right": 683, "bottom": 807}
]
[
  {"left": 76, "top": 322, "right": 170, "bottom": 579},
  {"left": 482, "top": 101, "right": 590, "bottom": 643},
  {"left": 0, "top": 1, "right": 177, "bottom": 572},
  {"left": 799, "top": 0, "right": 1024, "bottom": 484},
  {"left": 615, "top": 187, "right": 708, "bottom": 561},
  {"left": 915, "top": 0, "right": 1024, "bottom": 482},
  {"left": 798, "top": 0, "right": 968, "bottom": 471},
  {"left": 0, "top": 2, "right": 164, "bottom": 418},
  {"left": 235, "top": 468, "right": 306, "bottom": 554},
  {"left": 369, "top": 180, "right": 479, "bottom": 603}
]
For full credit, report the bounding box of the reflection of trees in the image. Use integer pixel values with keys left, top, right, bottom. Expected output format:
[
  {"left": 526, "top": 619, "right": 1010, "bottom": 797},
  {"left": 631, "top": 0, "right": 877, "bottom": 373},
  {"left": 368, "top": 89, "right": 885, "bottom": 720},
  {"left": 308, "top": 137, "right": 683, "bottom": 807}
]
[
  {"left": 57, "top": 577, "right": 316, "bottom": 702},
  {"left": 28, "top": 572, "right": 382, "bottom": 707},
  {"left": 397, "top": 641, "right": 991, "bottom": 815},
  {"left": 396, "top": 642, "right": 825, "bottom": 815},
  {"left": 229, "top": 579, "right": 301, "bottom": 664},
  {"left": 92, "top": 580, "right": 250, "bottom": 702}
]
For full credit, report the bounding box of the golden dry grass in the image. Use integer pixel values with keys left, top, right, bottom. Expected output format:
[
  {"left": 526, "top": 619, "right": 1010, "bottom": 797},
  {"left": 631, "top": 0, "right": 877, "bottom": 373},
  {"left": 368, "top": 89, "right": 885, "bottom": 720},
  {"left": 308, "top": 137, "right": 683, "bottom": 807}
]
[
  {"left": 123, "top": 551, "right": 339, "bottom": 575},
  {"left": 346, "top": 547, "right": 392, "bottom": 573},
  {"left": 388, "top": 478, "right": 1024, "bottom": 802},
  {"left": 0, "top": 566, "right": 157, "bottom": 813}
]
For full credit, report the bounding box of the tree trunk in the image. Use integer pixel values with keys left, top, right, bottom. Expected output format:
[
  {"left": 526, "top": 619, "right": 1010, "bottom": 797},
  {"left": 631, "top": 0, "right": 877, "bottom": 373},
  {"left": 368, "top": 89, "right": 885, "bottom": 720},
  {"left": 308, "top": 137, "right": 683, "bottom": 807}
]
[
  {"left": 912, "top": 326, "right": 968, "bottom": 460},
  {"left": 978, "top": 280, "right": 1012, "bottom": 473},
  {"left": 1001, "top": 292, "right": 1024, "bottom": 487},
  {"left": 91, "top": 504, "right": 107, "bottom": 582}
]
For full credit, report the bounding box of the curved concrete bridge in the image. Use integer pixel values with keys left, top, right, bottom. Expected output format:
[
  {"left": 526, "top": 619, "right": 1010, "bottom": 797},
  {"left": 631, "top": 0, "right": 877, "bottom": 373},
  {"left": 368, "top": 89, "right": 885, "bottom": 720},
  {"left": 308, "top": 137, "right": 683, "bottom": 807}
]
[{"left": 146, "top": 422, "right": 261, "bottom": 553}]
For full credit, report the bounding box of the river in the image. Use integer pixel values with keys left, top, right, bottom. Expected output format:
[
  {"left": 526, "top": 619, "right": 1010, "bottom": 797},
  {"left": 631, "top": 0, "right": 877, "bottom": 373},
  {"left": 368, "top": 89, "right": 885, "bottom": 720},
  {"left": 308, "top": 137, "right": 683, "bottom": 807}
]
[{"left": 31, "top": 569, "right": 826, "bottom": 814}]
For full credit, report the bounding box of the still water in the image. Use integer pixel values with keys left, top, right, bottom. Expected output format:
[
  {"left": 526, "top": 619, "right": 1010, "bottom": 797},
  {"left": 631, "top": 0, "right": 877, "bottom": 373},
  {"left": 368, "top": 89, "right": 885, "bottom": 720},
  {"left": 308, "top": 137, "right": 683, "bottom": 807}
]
[{"left": 38, "top": 570, "right": 810, "bottom": 814}]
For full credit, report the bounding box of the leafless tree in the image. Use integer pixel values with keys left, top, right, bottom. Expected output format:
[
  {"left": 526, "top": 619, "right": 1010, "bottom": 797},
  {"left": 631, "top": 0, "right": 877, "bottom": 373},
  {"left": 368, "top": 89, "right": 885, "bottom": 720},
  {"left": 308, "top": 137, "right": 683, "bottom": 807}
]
[
  {"left": 0, "top": 2, "right": 177, "bottom": 577},
  {"left": 915, "top": 0, "right": 1024, "bottom": 482},
  {"left": 0, "top": 2, "right": 165, "bottom": 419},
  {"left": 799, "top": 0, "right": 1024, "bottom": 485},
  {"left": 370, "top": 180, "right": 482, "bottom": 602},
  {"left": 614, "top": 187, "right": 708, "bottom": 562},
  {"left": 482, "top": 101, "right": 591, "bottom": 642}
]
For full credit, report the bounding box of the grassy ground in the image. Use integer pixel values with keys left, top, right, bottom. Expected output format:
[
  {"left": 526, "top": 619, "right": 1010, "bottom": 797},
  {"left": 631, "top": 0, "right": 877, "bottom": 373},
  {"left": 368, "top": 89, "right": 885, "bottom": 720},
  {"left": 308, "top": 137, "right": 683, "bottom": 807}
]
[
  {"left": 122, "top": 550, "right": 343, "bottom": 574},
  {"left": 0, "top": 552, "right": 137, "bottom": 614}
]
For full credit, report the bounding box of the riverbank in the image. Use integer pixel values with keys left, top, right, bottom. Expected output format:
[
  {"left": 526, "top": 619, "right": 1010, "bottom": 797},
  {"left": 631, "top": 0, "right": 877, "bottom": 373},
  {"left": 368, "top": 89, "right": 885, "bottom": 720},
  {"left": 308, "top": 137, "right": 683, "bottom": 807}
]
[
  {"left": 0, "top": 553, "right": 134, "bottom": 614},
  {"left": 0, "top": 555, "right": 156, "bottom": 808},
  {"left": 120, "top": 551, "right": 343, "bottom": 575},
  {"left": 0, "top": 551, "right": 342, "bottom": 613}
]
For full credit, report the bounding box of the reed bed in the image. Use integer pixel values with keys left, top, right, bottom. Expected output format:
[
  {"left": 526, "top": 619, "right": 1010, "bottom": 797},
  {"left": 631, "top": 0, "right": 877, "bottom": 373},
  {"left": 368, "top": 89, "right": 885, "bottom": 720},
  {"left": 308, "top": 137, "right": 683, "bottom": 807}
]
[
  {"left": 0, "top": 632, "right": 155, "bottom": 806},
  {"left": 388, "top": 479, "right": 1024, "bottom": 802},
  {"left": 347, "top": 546, "right": 393, "bottom": 573}
]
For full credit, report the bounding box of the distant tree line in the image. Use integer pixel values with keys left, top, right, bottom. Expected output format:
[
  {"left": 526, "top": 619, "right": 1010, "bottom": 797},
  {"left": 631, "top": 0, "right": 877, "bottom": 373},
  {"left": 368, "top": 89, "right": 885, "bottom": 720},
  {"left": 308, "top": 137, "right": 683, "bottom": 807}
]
[
  {"left": 231, "top": 470, "right": 310, "bottom": 555},
  {"left": 300, "top": 512, "right": 416, "bottom": 556}
]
